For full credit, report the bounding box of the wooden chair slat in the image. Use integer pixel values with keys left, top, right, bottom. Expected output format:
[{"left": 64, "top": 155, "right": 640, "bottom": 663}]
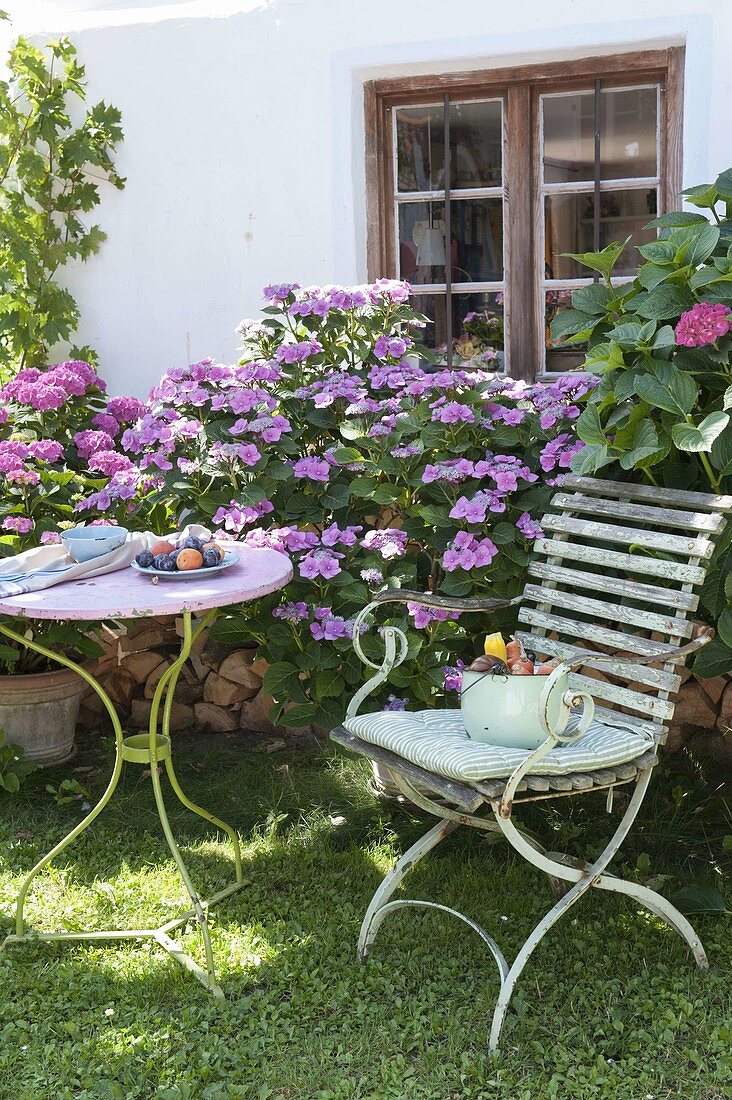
[
  {"left": 518, "top": 607, "right": 675, "bottom": 657},
  {"left": 570, "top": 773, "right": 595, "bottom": 790},
  {"left": 534, "top": 538, "right": 706, "bottom": 583},
  {"left": 525, "top": 775, "right": 551, "bottom": 792},
  {"left": 527, "top": 561, "right": 698, "bottom": 612},
  {"left": 568, "top": 672, "right": 675, "bottom": 722},
  {"left": 515, "top": 632, "right": 682, "bottom": 692},
  {"left": 523, "top": 583, "right": 693, "bottom": 639},
  {"left": 550, "top": 491, "right": 726, "bottom": 533},
  {"left": 562, "top": 474, "right": 732, "bottom": 512},
  {"left": 542, "top": 514, "right": 716, "bottom": 559}
]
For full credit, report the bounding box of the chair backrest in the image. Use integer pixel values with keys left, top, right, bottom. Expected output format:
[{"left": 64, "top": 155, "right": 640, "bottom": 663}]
[{"left": 517, "top": 475, "right": 732, "bottom": 744}]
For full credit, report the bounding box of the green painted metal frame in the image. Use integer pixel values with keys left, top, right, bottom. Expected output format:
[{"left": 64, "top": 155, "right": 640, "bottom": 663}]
[{"left": 0, "top": 609, "right": 245, "bottom": 1001}]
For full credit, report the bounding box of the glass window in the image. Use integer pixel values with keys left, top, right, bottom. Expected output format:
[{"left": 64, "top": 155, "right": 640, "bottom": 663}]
[
  {"left": 541, "top": 83, "right": 661, "bottom": 372},
  {"left": 394, "top": 98, "right": 505, "bottom": 367}
]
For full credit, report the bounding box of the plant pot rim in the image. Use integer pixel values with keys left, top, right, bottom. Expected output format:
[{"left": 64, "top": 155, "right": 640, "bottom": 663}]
[{"left": 0, "top": 664, "right": 83, "bottom": 689}]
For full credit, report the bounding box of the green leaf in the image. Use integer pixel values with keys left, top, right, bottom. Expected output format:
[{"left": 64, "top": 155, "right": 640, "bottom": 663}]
[
  {"left": 618, "top": 420, "right": 660, "bottom": 470},
  {"left": 714, "top": 168, "right": 732, "bottom": 200},
  {"left": 549, "top": 308, "right": 596, "bottom": 343},
  {"left": 723, "top": 386, "right": 732, "bottom": 411},
  {"left": 570, "top": 443, "right": 611, "bottom": 475},
  {"left": 681, "top": 182, "right": 720, "bottom": 209},
  {"left": 262, "top": 661, "right": 301, "bottom": 698},
  {"left": 636, "top": 262, "right": 675, "bottom": 291},
  {"left": 645, "top": 211, "right": 709, "bottom": 228},
  {"left": 671, "top": 412, "right": 729, "bottom": 453},
  {"left": 561, "top": 239, "right": 628, "bottom": 280},
  {"left": 634, "top": 364, "right": 697, "bottom": 416},
  {"left": 278, "top": 703, "right": 318, "bottom": 728},
  {"left": 636, "top": 239, "right": 676, "bottom": 263},
  {"left": 632, "top": 284, "right": 694, "bottom": 321},
  {"left": 718, "top": 608, "right": 732, "bottom": 649},
  {"left": 575, "top": 405, "right": 607, "bottom": 446},
  {"left": 693, "top": 635, "right": 732, "bottom": 678},
  {"left": 313, "top": 670, "right": 345, "bottom": 699},
  {"left": 570, "top": 283, "right": 614, "bottom": 315},
  {"left": 711, "top": 425, "right": 732, "bottom": 475},
  {"left": 670, "top": 883, "right": 729, "bottom": 914}
]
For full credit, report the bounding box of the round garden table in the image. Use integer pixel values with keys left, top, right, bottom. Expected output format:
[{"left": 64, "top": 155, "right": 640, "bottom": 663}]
[{"left": 0, "top": 544, "right": 293, "bottom": 1000}]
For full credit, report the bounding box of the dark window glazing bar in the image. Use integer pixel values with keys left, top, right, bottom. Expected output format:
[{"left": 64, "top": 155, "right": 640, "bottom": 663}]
[
  {"left": 593, "top": 78, "right": 601, "bottom": 277},
  {"left": 443, "top": 92, "right": 452, "bottom": 367}
]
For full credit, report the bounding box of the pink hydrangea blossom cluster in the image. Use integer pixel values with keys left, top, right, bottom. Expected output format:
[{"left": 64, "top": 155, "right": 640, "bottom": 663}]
[
  {"left": 442, "top": 531, "right": 498, "bottom": 572},
  {"left": 449, "top": 490, "right": 506, "bottom": 523},
  {"left": 407, "top": 603, "right": 461, "bottom": 629},
  {"left": 360, "top": 529, "right": 408, "bottom": 559},
  {"left": 211, "top": 499, "right": 274, "bottom": 535},
  {"left": 443, "top": 659, "right": 465, "bottom": 693},
  {"left": 2, "top": 515, "right": 33, "bottom": 534},
  {"left": 539, "top": 433, "right": 585, "bottom": 473},
  {"left": 0, "top": 361, "right": 103, "bottom": 412},
  {"left": 675, "top": 302, "right": 732, "bottom": 348},
  {"left": 516, "top": 512, "right": 544, "bottom": 540}
]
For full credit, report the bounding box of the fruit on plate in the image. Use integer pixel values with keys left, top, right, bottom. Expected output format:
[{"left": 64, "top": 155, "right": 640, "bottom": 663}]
[
  {"left": 483, "top": 632, "right": 508, "bottom": 661},
  {"left": 177, "top": 548, "right": 203, "bottom": 570},
  {"left": 134, "top": 533, "right": 228, "bottom": 574},
  {"left": 151, "top": 539, "right": 175, "bottom": 556}
]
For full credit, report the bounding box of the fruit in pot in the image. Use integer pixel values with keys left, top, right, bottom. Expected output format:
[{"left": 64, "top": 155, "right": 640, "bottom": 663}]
[
  {"left": 468, "top": 655, "right": 509, "bottom": 675},
  {"left": 151, "top": 540, "right": 175, "bottom": 556},
  {"left": 505, "top": 636, "right": 525, "bottom": 664},
  {"left": 483, "top": 632, "right": 507, "bottom": 661},
  {"left": 177, "top": 548, "right": 203, "bottom": 570},
  {"left": 509, "top": 661, "right": 534, "bottom": 675}
]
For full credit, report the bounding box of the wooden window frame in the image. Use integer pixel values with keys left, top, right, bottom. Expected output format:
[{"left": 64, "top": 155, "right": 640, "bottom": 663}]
[{"left": 364, "top": 47, "right": 684, "bottom": 380}]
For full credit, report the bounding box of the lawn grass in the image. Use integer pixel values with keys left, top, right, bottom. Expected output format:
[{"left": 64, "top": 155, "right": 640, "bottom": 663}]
[{"left": 0, "top": 729, "right": 730, "bottom": 1100}]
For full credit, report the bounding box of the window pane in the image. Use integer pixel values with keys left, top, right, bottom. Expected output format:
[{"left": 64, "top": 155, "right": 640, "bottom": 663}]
[
  {"left": 453, "top": 291, "right": 504, "bottom": 368},
  {"left": 396, "top": 101, "right": 503, "bottom": 193},
  {"left": 543, "top": 87, "right": 658, "bottom": 184},
  {"left": 411, "top": 293, "right": 447, "bottom": 350},
  {"left": 411, "top": 291, "right": 504, "bottom": 370},
  {"left": 449, "top": 100, "right": 502, "bottom": 188},
  {"left": 452, "top": 197, "right": 503, "bottom": 280},
  {"left": 399, "top": 198, "right": 504, "bottom": 283},
  {"left": 544, "top": 188, "right": 657, "bottom": 278},
  {"left": 395, "top": 106, "right": 445, "bottom": 192},
  {"left": 545, "top": 288, "right": 587, "bottom": 372},
  {"left": 398, "top": 201, "right": 446, "bottom": 284},
  {"left": 601, "top": 87, "right": 657, "bottom": 180}
]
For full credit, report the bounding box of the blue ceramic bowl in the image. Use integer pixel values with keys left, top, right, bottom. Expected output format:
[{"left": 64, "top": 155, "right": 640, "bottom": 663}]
[{"left": 61, "top": 525, "right": 129, "bottom": 563}]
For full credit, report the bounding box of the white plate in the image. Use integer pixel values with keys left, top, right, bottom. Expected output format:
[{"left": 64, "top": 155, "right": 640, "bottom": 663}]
[{"left": 131, "top": 550, "right": 238, "bottom": 581}]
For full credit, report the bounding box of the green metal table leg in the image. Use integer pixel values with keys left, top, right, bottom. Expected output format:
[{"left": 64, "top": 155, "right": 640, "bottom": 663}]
[
  {"left": 0, "top": 611, "right": 246, "bottom": 1002},
  {"left": 0, "top": 623, "right": 125, "bottom": 938}
]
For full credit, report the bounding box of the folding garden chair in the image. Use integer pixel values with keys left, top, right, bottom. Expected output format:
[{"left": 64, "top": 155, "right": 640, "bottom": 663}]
[{"left": 331, "top": 475, "right": 732, "bottom": 1050}]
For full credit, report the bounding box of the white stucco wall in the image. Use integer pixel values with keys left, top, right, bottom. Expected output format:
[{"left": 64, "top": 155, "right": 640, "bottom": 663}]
[{"left": 4, "top": 0, "right": 731, "bottom": 396}]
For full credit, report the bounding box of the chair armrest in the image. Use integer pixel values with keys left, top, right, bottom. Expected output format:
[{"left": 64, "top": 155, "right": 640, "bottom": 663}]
[
  {"left": 560, "top": 625, "right": 715, "bottom": 672},
  {"left": 373, "top": 589, "right": 523, "bottom": 613}
]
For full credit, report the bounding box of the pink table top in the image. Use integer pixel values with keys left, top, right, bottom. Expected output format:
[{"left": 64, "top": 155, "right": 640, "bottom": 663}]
[{"left": 0, "top": 545, "right": 293, "bottom": 621}]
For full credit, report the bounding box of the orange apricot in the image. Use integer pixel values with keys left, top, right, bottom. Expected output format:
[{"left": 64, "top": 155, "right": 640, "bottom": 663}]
[
  {"left": 151, "top": 539, "right": 175, "bottom": 556},
  {"left": 177, "top": 548, "right": 203, "bottom": 570}
]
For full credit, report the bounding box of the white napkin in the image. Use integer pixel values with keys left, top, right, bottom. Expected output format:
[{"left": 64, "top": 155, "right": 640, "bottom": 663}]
[{"left": 0, "top": 524, "right": 211, "bottom": 600}]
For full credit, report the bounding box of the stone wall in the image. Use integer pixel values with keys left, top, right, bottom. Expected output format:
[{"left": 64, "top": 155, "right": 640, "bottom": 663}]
[{"left": 80, "top": 615, "right": 731, "bottom": 767}]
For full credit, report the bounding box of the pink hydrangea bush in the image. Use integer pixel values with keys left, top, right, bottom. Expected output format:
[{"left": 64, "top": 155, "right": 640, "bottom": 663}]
[
  {"left": 549, "top": 167, "right": 732, "bottom": 676},
  {"left": 0, "top": 360, "right": 125, "bottom": 547},
  {"left": 86, "top": 281, "right": 591, "bottom": 726}
]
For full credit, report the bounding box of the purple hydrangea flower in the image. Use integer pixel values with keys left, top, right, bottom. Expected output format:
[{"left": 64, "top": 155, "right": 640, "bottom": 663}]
[
  {"left": 516, "top": 512, "right": 544, "bottom": 540},
  {"left": 361, "top": 529, "right": 408, "bottom": 559},
  {"left": 299, "top": 549, "right": 343, "bottom": 579}
]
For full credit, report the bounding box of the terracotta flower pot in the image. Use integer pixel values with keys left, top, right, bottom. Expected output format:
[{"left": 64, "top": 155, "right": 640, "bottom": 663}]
[{"left": 0, "top": 666, "right": 85, "bottom": 766}]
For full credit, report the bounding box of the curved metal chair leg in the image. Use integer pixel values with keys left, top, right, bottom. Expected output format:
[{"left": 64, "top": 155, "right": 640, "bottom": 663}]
[
  {"left": 595, "top": 874, "right": 708, "bottom": 968},
  {"left": 374, "top": 898, "right": 509, "bottom": 983},
  {"left": 358, "top": 819, "right": 458, "bottom": 962},
  {"left": 489, "top": 769, "right": 654, "bottom": 1051}
]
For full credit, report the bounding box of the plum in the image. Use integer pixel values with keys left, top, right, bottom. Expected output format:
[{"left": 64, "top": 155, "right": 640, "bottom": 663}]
[{"left": 135, "top": 549, "right": 154, "bottom": 569}]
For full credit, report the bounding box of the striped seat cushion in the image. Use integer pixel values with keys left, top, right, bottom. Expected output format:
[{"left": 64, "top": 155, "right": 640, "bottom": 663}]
[{"left": 343, "top": 709, "right": 653, "bottom": 783}]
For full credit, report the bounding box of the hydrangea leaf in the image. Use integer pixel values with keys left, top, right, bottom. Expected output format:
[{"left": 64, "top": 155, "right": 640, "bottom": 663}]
[{"left": 671, "top": 412, "right": 730, "bottom": 453}]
